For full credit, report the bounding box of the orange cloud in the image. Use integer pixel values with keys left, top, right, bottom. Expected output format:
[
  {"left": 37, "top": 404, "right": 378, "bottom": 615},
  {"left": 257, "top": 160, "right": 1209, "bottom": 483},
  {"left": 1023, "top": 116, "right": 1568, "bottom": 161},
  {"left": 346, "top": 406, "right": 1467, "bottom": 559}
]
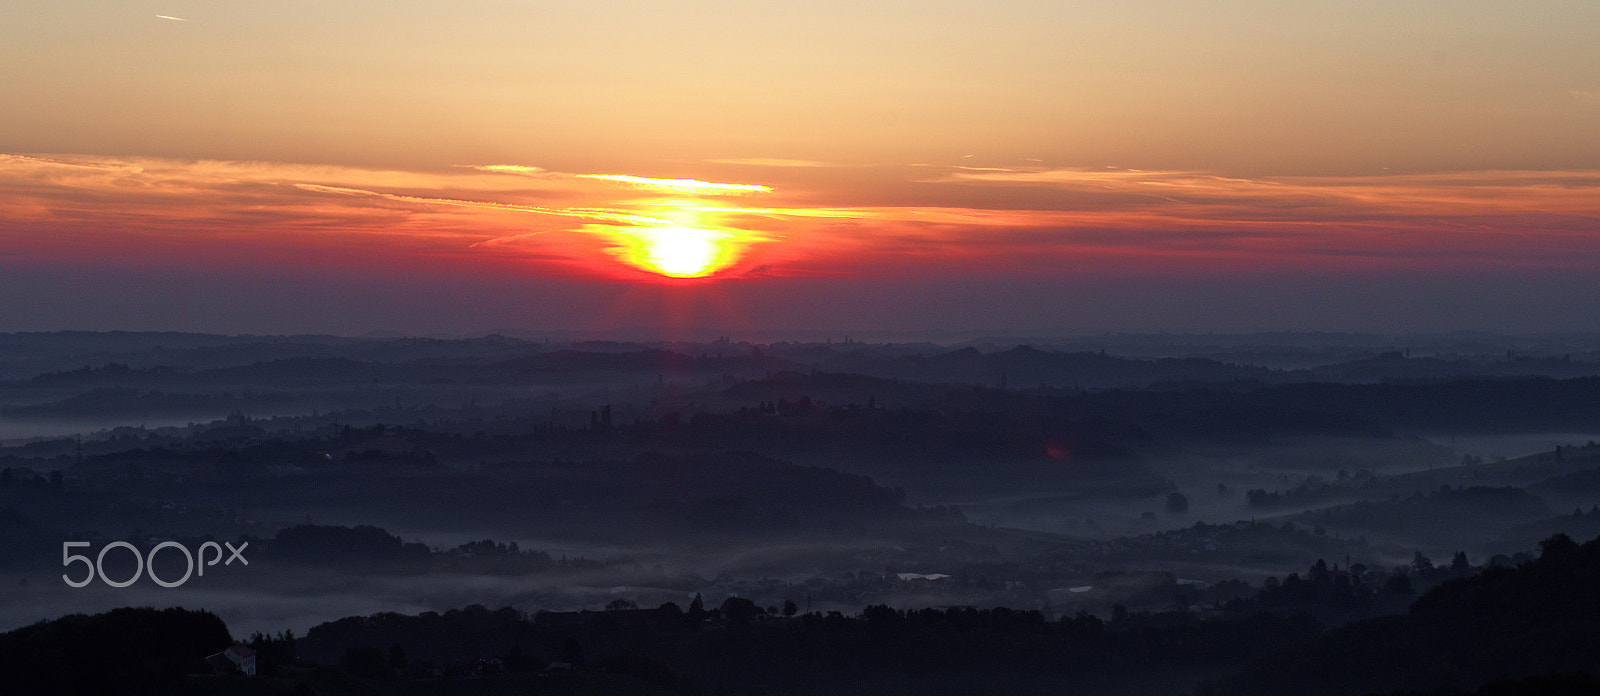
[
  {"left": 3, "top": 154, "right": 1597, "bottom": 284},
  {"left": 574, "top": 174, "right": 772, "bottom": 195}
]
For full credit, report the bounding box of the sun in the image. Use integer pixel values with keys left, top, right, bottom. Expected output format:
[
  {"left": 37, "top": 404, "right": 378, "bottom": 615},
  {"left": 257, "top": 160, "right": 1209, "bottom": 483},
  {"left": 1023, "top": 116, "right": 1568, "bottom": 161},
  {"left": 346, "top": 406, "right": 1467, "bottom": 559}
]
[
  {"left": 597, "top": 197, "right": 757, "bottom": 279},
  {"left": 578, "top": 189, "right": 769, "bottom": 279},
  {"left": 633, "top": 226, "right": 729, "bottom": 278}
]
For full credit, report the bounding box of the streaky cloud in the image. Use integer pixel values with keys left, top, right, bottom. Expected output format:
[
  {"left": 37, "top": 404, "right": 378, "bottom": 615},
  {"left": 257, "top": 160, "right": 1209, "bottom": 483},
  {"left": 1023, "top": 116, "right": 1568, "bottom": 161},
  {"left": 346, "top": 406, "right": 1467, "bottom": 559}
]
[
  {"left": 0, "top": 153, "right": 144, "bottom": 174},
  {"left": 708, "top": 158, "right": 831, "bottom": 168},
  {"left": 292, "top": 183, "right": 669, "bottom": 227},
  {"left": 467, "top": 163, "right": 772, "bottom": 194},
  {"left": 468, "top": 164, "right": 549, "bottom": 176},
  {"left": 577, "top": 174, "right": 772, "bottom": 195}
]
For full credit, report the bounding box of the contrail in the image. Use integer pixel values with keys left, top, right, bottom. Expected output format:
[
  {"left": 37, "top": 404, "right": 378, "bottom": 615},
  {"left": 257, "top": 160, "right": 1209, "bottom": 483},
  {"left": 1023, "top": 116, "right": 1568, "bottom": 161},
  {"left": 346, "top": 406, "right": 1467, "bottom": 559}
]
[{"left": 155, "top": 15, "right": 188, "bottom": 21}]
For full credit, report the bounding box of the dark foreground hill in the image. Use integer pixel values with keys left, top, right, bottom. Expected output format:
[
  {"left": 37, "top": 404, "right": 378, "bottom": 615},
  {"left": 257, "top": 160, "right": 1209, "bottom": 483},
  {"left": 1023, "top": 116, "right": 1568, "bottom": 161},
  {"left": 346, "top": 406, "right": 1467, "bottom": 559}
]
[
  {"left": 1200, "top": 533, "right": 1600, "bottom": 696},
  {"left": 0, "top": 607, "right": 232, "bottom": 695},
  {"left": 8, "top": 537, "right": 1600, "bottom": 696}
]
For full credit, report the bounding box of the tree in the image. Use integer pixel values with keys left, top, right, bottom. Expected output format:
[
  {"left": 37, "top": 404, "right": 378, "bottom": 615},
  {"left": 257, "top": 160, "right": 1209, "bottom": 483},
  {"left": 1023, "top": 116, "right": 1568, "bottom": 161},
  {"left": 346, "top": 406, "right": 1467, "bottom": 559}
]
[
  {"left": 1412, "top": 551, "right": 1434, "bottom": 575},
  {"left": 1166, "top": 492, "right": 1189, "bottom": 514},
  {"left": 782, "top": 599, "right": 798, "bottom": 617},
  {"left": 1309, "top": 559, "right": 1329, "bottom": 583},
  {"left": 1382, "top": 573, "right": 1414, "bottom": 597},
  {"left": 1539, "top": 533, "right": 1578, "bottom": 558},
  {"left": 249, "top": 630, "right": 297, "bottom": 677},
  {"left": 720, "top": 597, "right": 762, "bottom": 627}
]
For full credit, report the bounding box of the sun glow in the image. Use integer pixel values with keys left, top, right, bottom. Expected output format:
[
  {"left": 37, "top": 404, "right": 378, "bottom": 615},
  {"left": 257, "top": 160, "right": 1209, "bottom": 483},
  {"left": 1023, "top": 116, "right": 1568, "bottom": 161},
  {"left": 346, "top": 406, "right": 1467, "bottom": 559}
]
[
  {"left": 591, "top": 196, "right": 763, "bottom": 279},
  {"left": 613, "top": 226, "right": 734, "bottom": 278}
]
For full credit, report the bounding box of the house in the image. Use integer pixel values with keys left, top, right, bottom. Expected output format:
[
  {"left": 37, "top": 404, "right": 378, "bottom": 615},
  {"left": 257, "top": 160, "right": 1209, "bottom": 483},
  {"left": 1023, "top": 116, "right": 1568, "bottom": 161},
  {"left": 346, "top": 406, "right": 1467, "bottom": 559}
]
[{"left": 205, "top": 644, "right": 256, "bottom": 677}]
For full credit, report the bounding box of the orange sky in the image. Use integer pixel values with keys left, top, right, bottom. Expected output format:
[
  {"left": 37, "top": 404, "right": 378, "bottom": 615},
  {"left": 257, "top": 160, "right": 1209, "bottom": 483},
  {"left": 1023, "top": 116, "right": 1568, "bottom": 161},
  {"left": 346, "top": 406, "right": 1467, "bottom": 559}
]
[{"left": 2, "top": 2, "right": 1599, "bottom": 334}]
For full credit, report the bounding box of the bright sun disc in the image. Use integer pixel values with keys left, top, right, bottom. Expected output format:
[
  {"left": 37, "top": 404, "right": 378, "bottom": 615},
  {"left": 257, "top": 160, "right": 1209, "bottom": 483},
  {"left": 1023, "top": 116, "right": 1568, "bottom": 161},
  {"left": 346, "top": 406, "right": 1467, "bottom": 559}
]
[{"left": 629, "top": 226, "right": 728, "bottom": 278}]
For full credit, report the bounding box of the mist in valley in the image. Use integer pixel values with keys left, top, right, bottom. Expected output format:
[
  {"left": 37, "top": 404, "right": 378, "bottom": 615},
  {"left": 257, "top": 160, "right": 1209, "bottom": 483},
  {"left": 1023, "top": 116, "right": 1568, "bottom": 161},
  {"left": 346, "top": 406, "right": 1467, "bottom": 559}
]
[{"left": 7, "top": 331, "right": 1600, "bottom": 694}]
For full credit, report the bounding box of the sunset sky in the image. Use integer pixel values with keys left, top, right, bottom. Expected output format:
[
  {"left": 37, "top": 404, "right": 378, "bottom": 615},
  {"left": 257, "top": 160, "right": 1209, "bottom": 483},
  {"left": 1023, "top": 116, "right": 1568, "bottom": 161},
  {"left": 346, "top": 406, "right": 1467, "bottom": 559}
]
[{"left": 4, "top": 1, "right": 1599, "bottom": 337}]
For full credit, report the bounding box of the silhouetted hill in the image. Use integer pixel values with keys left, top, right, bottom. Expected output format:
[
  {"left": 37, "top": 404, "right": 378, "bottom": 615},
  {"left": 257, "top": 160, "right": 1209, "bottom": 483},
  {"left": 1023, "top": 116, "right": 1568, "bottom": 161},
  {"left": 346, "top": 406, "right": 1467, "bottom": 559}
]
[
  {"left": 1503, "top": 508, "right": 1600, "bottom": 551},
  {"left": 487, "top": 347, "right": 803, "bottom": 383},
  {"left": 0, "top": 607, "right": 233, "bottom": 695},
  {"left": 291, "top": 601, "right": 1324, "bottom": 696},
  {"left": 1252, "top": 377, "right": 1600, "bottom": 432},
  {"left": 1294, "top": 486, "right": 1552, "bottom": 547},
  {"left": 1201, "top": 534, "right": 1600, "bottom": 696},
  {"left": 1304, "top": 351, "right": 1600, "bottom": 383},
  {"left": 823, "top": 344, "right": 1279, "bottom": 390}
]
